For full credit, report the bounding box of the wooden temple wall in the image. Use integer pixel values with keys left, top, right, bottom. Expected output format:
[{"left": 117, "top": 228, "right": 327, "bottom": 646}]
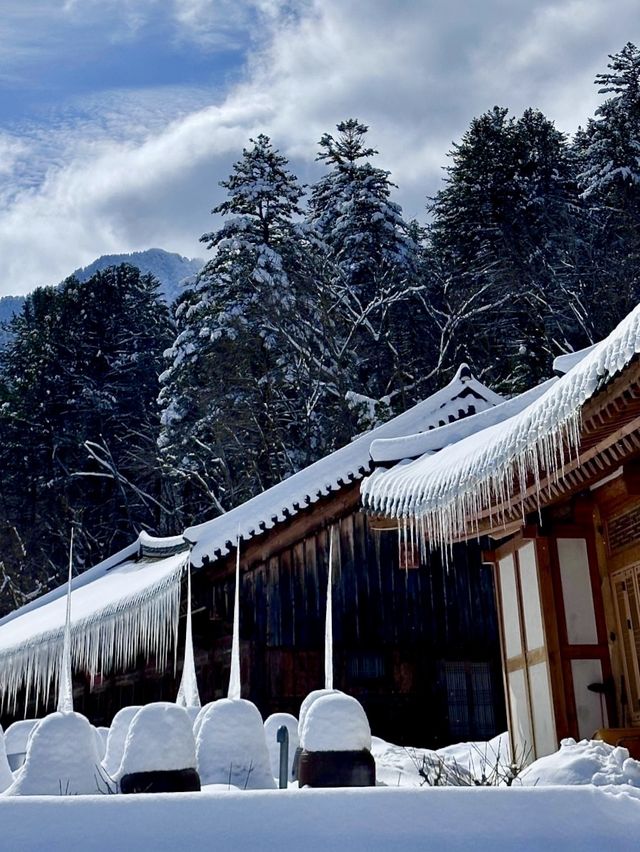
[
  {"left": 188, "top": 500, "right": 504, "bottom": 748},
  {"left": 6, "top": 491, "right": 505, "bottom": 748}
]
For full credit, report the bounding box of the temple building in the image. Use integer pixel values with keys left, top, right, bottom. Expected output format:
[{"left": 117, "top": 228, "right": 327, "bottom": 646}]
[
  {"left": 0, "top": 366, "right": 505, "bottom": 747},
  {"left": 362, "top": 304, "right": 640, "bottom": 760}
]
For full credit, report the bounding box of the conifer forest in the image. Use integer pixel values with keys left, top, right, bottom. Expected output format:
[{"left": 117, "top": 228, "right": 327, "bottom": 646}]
[{"left": 1, "top": 44, "right": 639, "bottom": 614}]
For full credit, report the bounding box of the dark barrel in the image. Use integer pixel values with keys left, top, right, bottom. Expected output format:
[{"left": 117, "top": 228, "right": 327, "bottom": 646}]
[
  {"left": 297, "top": 749, "right": 375, "bottom": 788},
  {"left": 120, "top": 768, "right": 201, "bottom": 794}
]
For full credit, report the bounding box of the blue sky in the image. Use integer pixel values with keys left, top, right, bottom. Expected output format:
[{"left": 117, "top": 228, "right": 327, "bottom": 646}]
[
  {"left": 0, "top": 3, "right": 247, "bottom": 123},
  {"left": 0, "top": 0, "right": 638, "bottom": 295}
]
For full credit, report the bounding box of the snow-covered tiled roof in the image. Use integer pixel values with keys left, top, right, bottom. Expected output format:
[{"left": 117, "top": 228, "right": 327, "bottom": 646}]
[
  {"left": 552, "top": 344, "right": 598, "bottom": 376},
  {"left": 186, "top": 365, "right": 504, "bottom": 564},
  {"left": 362, "top": 303, "right": 640, "bottom": 549},
  {"left": 0, "top": 368, "right": 503, "bottom": 702},
  {"left": 0, "top": 535, "right": 189, "bottom": 711},
  {"left": 369, "top": 378, "right": 557, "bottom": 465}
]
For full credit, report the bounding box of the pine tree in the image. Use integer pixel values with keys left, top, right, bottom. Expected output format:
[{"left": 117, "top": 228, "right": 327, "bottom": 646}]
[
  {"left": 159, "top": 135, "right": 340, "bottom": 527},
  {"left": 575, "top": 42, "right": 640, "bottom": 338},
  {"left": 0, "top": 266, "right": 172, "bottom": 611},
  {"left": 427, "top": 106, "right": 583, "bottom": 393},
  {"left": 307, "top": 119, "right": 420, "bottom": 414}
]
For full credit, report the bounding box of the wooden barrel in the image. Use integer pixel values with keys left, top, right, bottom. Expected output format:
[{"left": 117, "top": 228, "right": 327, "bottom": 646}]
[
  {"left": 120, "top": 768, "right": 201, "bottom": 794},
  {"left": 297, "top": 749, "right": 375, "bottom": 788}
]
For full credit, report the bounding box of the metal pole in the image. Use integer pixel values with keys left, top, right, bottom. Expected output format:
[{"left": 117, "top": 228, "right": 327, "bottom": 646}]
[{"left": 277, "top": 725, "right": 289, "bottom": 789}]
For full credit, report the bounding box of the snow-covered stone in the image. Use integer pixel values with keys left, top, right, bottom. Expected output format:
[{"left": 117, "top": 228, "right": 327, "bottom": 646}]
[
  {"left": 4, "top": 719, "right": 39, "bottom": 762},
  {"left": 264, "top": 712, "right": 299, "bottom": 780},
  {"left": 92, "top": 726, "right": 106, "bottom": 761},
  {"left": 0, "top": 725, "right": 14, "bottom": 792},
  {"left": 196, "top": 698, "right": 276, "bottom": 789},
  {"left": 520, "top": 738, "right": 640, "bottom": 787},
  {"left": 116, "top": 702, "right": 196, "bottom": 779},
  {"left": 193, "top": 701, "right": 216, "bottom": 740},
  {"left": 183, "top": 706, "right": 201, "bottom": 725},
  {"left": 298, "top": 689, "right": 342, "bottom": 740},
  {"left": 301, "top": 693, "right": 371, "bottom": 752},
  {"left": 102, "top": 705, "right": 141, "bottom": 777},
  {"left": 95, "top": 726, "right": 109, "bottom": 759},
  {"left": 3, "top": 712, "right": 108, "bottom": 796}
]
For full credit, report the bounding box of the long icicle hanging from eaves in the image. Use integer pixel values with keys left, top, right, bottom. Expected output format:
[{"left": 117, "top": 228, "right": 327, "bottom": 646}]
[
  {"left": 176, "top": 553, "right": 201, "bottom": 709},
  {"left": 0, "top": 552, "right": 187, "bottom": 715},
  {"left": 362, "top": 300, "right": 640, "bottom": 552},
  {"left": 363, "top": 399, "right": 584, "bottom": 554},
  {"left": 57, "top": 527, "right": 75, "bottom": 714}
]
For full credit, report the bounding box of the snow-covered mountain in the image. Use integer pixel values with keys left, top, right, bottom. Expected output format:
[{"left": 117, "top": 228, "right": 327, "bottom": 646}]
[
  {"left": 0, "top": 249, "right": 203, "bottom": 345},
  {"left": 69, "top": 248, "right": 203, "bottom": 304}
]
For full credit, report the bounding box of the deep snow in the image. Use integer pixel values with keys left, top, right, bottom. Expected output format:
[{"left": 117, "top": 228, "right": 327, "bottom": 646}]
[
  {"left": 4, "top": 712, "right": 106, "bottom": 796},
  {"left": 116, "top": 703, "right": 196, "bottom": 778},
  {"left": 301, "top": 693, "right": 371, "bottom": 752},
  {"left": 195, "top": 698, "right": 276, "bottom": 789},
  {"left": 0, "top": 785, "right": 639, "bottom": 852}
]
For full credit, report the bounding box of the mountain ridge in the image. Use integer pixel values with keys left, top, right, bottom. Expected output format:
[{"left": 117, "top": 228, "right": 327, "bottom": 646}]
[{"left": 0, "top": 248, "right": 204, "bottom": 344}]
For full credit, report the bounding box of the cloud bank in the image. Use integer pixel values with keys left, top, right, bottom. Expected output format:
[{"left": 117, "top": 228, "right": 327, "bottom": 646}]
[{"left": 0, "top": 0, "right": 637, "bottom": 294}]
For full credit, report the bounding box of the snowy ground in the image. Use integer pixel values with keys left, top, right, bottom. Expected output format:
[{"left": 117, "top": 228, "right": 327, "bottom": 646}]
[
  {"left": 1, "top": 785, "right": 639, "bottom": 852},
  {"left": 3, "top": 719, "right": 640, "bottom": 850},
  {"left": 372, "top": 733, "right": 509, "bottom": 787}
]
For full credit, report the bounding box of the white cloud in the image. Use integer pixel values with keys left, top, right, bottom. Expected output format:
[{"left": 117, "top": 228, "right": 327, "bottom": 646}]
[
  {"left": 0, "top": 134, "right": 27, "bottom": 178},
  {"left": 0, "top": 0, "right": 638, "bottom": 294}
]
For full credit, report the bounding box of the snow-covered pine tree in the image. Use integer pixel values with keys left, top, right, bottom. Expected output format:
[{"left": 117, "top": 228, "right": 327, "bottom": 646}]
[
  {"left": 575, "top": 42, "right": 640, "bottom": 338},
  {"left": 0, "top": 266, "right": 172, "bottom": 613},
  {"left": 159, "top": 135, "right": 340, "bottom": 528},
  {"left": 307, "top": 119, "right": 421, "bottom": 419},
  {"left": 580, "top": 42, "right": 640, "bottom": 204},
  {"left": 427, "top": 106, "right": 583, "bottom": 393}
]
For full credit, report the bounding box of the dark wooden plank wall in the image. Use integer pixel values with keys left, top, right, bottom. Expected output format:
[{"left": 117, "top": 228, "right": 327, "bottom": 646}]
[
  {"left": 194, "top": 509, "right": 504, "bottom": 747},
  {"left": 3, "top": 507, "right": 505, "bottom": 748}
]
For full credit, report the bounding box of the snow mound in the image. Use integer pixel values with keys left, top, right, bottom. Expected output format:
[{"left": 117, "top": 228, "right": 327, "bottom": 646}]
[
  {"left": 92, "top": 726, "right": 106, "bottom": 761},
  {"left": 95, "top": 726, "right": 109, "bottom": 760},
  {"left": 102, "top": 705, "right": 142, "bottom": 777},
  {"left": 4, "top": 719, "right": 39, "bottom": 759},
  {"left": 298, "top": 689, "right": 342, "bottom": 739},
  {"left": 301, "top": 693, "right": 371, "bottom": 752},
  {"left": 372, "top": 733, "right": 511, "bottom": 787},
  {"left": 0, "top": 725, "right": 14, "bottom": 792},
  {"left": 264, "top": 712, "right": 299, "bottom": 780},
  {"left": 196, "top": 698, "right": 276, "bottom": 789},
  {"left": 3, "top": 712, "right": 108, "bottom": 796},
  {"left": 520, "top": 738, "right": 640, "bottom": 787},
  {"left": 117, "top": 702, "right": 196, "bottom": 778},
  {"left": 193, "top": 701, "right": 216, "bottom": 740},
  {"left": 183, "top": 706, "right": 201, "bottom": 725}
]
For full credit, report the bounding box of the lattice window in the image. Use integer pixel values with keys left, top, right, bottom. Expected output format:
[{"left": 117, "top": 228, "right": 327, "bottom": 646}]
[
  {"left": 347, "top": 653, "right": 386, "bottom": 681},
  {"left": 444, "top": 661, "right": 496, "bottom": 740}
]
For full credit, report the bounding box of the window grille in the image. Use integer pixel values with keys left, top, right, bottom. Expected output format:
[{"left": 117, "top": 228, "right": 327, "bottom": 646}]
[{"left": 444, "top": 661, "right": 496, "bottom": 740}]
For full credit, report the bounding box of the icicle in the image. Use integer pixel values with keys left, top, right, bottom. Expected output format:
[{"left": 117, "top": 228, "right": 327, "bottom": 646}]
[
  {"left": 57, "top": 528, "right": 75, "bottom": 714},
  {"left": 324, "top": 526, "right": 334, "bottom": 691},
  {"left": 176, "top": 553, "right": 201, "bottom": 709},
  {"left": 0, "top": 552, "right": 184, "bottom": 714},
  {"left": 228, "top": 533, "right": 242, "bottom": 701}
]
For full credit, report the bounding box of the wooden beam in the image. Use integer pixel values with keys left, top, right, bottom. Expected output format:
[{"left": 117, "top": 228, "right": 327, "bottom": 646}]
[
  {"left": 367, "top": 515, "right": 401, "bottom": 531},
  {"left": 198, "top": 481, "right": 363, "bottom": 580},
  {"left": 488, "top": 520, "right": 523, "bottom": 542}
]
